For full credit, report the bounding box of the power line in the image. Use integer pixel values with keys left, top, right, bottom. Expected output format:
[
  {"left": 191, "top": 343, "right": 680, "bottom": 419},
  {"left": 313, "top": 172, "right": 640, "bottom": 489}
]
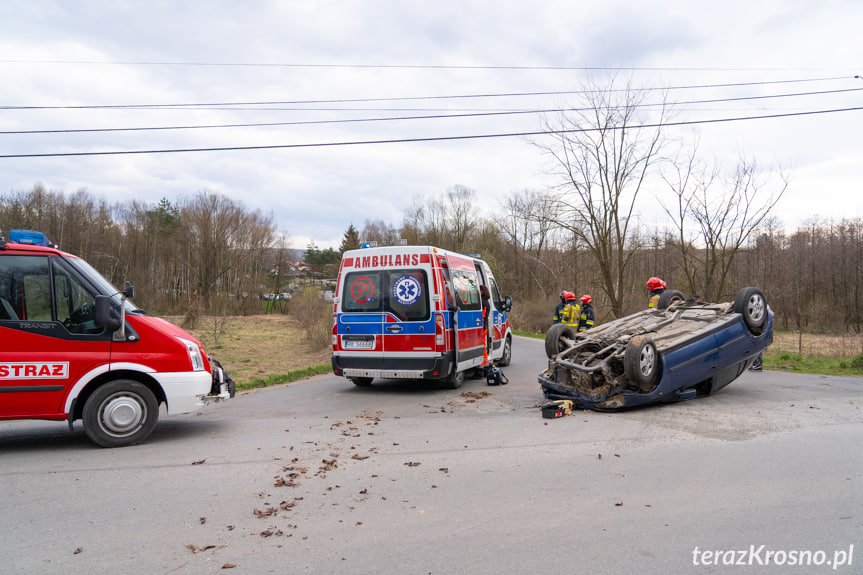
[
  {"left": 0, "top": 76, "right": 853, "bottom": 111},
  {"left": 0, "top": 59, "right": 853, "bottom": 73},
  {"left": 1, "top": 105, "right": 860, "bottom": 159},
  {"left": 2, "top": 88, "right": 861, "bottom": 137}
]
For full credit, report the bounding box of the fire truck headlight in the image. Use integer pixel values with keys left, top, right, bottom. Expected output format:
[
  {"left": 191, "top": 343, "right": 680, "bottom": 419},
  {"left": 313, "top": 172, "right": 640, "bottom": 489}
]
[{"left": 178, "top": 337, "right": 205, "bottom": 371}]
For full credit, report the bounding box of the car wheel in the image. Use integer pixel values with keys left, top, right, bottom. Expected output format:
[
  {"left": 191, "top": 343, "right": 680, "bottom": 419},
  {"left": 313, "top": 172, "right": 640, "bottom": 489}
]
[
  {"left": 658, "top": 290, "right": 685, "bottom": 310},
  {"left": 545, "top": 323, "right": 576, "bottom": 358},
  {"left": 734, "top": 287, "right": 768, "bottom": 333},
  {"left": 350, "top": 377, "right": 373, "bottom": 387},
  {"left": 443, "top": 367, "right": 464, "bottom": 389},
  {"left": 624, "top": 338, "right": 660, "bottom": 392},
  {"left": 82, "top": 380, "right": 159, "bottom": 448},
  {"left": 498, "top": 336, "right": 512, "bottom": 366}
]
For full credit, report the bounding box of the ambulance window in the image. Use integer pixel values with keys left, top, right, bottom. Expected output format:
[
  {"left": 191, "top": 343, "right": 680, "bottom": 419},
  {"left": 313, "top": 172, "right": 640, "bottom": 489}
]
[
  {"left": 386, "top": 270, "right": 429, "bottom": 321},
  {"left": 449, "top": 269, "right": 481, "bottom": 311},
  {"left": 488, "top": 277, "right": 502, "bottom": 304},
  {"left": 440, "top": 261, "right": 455, "bottom": 309},
  {"left": 342, "top": 271, "right": 382, "bottom": 312}
]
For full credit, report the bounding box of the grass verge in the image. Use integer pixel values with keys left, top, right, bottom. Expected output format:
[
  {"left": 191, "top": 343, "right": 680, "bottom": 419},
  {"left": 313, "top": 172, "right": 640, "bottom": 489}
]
[
  {"left": 237, "top": 365, "right": 333, "bottom": 392},
  {"left": 519, "top": 328, "right": 863, "bottom": 377}
]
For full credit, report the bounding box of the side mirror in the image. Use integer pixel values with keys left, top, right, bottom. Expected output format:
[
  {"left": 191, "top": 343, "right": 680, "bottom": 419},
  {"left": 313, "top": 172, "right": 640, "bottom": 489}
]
[
  {"left": 504, "top": 295, "right": 513, "bottom": 312},
  {"left": 94, "top": 295, "right": 122, "bottom": 332},
  {"left": 123, "top": 281, "right": 134, "bottom": 299}
]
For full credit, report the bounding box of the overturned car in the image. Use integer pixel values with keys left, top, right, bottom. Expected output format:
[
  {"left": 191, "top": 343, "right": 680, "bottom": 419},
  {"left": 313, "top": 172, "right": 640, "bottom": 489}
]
[{"left": 538, "top": 287, "right": 773, "bottom": 411}]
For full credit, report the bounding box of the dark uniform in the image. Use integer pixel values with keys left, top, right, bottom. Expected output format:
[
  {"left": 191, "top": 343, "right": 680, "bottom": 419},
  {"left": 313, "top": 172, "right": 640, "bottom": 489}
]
[
  {"left": 552, "top": 291, "right": 566, "bottom": 324},
  {"left": 578, "top": 302, "right": 595, "bottom": 332}
]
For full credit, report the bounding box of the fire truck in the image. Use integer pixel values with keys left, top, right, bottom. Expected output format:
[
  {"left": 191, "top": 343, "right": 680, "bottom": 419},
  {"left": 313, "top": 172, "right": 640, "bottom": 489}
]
[{"left": 0, "top": 230, "right": 234, "bottom": 447}]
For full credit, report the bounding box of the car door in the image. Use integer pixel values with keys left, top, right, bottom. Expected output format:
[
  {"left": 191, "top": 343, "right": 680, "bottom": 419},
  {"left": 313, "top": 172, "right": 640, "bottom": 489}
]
[
  {"left": 444, "top": 253, "right": 483, "bottom": 371},
  {"left": 0, "top": 254, "right": 111, "bottom": 418}
]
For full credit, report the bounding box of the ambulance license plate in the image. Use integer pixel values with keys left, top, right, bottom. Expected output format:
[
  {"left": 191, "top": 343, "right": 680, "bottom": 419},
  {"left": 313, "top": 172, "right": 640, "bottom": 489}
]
[{"left": 344, "top": 337, "right": 374, "bottom": 350}]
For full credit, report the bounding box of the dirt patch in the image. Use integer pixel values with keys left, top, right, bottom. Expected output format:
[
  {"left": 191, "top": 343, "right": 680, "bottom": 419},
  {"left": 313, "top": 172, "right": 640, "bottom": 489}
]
[{"left": 163, "top": 314, "right": 331, "bottom": 386}]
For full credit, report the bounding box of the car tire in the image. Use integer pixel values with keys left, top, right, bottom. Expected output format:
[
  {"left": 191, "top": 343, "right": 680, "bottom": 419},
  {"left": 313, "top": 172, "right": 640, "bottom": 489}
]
[
  {"left": 82, "top": 380, "right": 159, "bottom": 448},
  {"left": 350, "top": 377, "right": 373, "bottom": 387},
  {"left": 545, "top": 323, "right": 576, "bottom": 358},
  {"left": 444, "top": 367, "right": 464, "bottom": 389},
  {"left": 734, "top": 287, "right": 768, "bottom": 333},
  {"left": 498, "top": 336, "right": 512, "bottom": 366},
  {"left": 658, "top": 290, "right": 685, "bottom": 310},
  {"left": 624, "top": 338, "right": 660, "bottom": 392}
]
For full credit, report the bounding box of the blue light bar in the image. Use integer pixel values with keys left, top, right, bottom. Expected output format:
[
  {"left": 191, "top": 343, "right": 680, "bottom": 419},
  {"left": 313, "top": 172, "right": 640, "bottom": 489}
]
[{"left": 10, "top": 229, "right": 50, "bottom": 246}]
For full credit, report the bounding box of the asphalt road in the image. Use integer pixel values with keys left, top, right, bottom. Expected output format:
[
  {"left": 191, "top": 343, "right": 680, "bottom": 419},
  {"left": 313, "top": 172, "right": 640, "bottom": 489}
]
[{"left": 1, "top": 336, "right": 861, "bottom": 574}]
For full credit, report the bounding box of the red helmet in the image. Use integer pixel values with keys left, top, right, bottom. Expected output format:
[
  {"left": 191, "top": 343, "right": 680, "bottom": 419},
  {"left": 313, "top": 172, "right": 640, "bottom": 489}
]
[
  {"left": 646, "top": 277, "right": 664, "bottom": 291},
  {"left": 563, "top": 291, "right": 576, "bottom": 301},
  {"left": 580, "top": 294, "right": 592, "bottom": 305},
  {"left": 559, "top": 291, "right": 566, "bottom": 300}
]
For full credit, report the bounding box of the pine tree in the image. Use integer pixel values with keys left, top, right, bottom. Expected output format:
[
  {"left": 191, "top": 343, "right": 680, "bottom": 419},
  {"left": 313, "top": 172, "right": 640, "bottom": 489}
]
[{"left": 339, "top": 223, "right": 361, "bottom": 254}]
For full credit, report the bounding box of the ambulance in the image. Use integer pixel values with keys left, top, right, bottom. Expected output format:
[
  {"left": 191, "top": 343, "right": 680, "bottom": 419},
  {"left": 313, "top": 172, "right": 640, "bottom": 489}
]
[
  {"left": 331, "top": 245, "right": 513, "bottom": 388},
  {"left": 0, "top": 230, "right": 234, "bottom": 447}
]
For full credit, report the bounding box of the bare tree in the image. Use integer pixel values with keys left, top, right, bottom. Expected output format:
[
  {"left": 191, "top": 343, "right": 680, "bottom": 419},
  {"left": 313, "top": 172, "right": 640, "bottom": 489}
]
[
  {"left": 443, "top": 185, "right": 478, "bottom": 253},
  {"left": 400, "top": 186, "right": 479, "bottom": 252},
  {"left": 660, "top": 138, "right": 719, "bottom": 296},
  {"left": 361, "top": 218, "right": 400, "bottom": 246},
  {"left": 668, "top": 154, "right": 788, "bottom": 301},
  {"left": 536, "top": 75, "right": 669, "bottom": 317},
  {"left": 500, "top": 188, "right": 561, "bottom": 297}
]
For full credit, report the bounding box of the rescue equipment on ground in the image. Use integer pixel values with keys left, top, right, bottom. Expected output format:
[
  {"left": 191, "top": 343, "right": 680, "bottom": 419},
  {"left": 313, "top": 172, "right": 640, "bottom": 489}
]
[
  {"left": 486, "top": 366, "right": 508, "bottom": 386},
  {"left": 541, "top": 399, "right": 574, "bottom": 419}
]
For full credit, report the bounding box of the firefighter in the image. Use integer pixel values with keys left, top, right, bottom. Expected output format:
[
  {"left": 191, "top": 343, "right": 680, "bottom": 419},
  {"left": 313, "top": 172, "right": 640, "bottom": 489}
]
[
  {"left": 646, "top": 277, "right": 665, "bottom": 308},
  {"left": 552, "top": 291, "right": 567, "bottom": 324},
  {"left": 560, "top": 291, "right": 580, "bottom": 329},
  {"left": 749, "top": 352, "right": 764, "bottom": 371},
  {"left": 577, "top": 295, "right": 595, "bottom": 331}
]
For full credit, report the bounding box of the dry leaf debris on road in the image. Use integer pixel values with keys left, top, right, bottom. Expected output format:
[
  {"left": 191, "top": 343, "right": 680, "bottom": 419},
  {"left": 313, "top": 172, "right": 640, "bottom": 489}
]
[{"left": 183, "top": 395, "right": 500, "bottom": 563}]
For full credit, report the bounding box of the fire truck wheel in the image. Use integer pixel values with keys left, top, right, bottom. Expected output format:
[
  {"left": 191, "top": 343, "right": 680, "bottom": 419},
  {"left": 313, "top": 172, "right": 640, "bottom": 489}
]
[
  {"left": 83, "top": 380, "right": 159, "bottom": 448},
  {"left": 350, "top": 377, "right": 373, "bottom": 387}
]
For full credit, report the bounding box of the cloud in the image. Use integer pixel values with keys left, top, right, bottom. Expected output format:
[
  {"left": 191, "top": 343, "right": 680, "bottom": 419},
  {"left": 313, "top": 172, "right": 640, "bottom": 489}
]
[{"left": 1, "top": 0, "right": 861, "bottom": 250}]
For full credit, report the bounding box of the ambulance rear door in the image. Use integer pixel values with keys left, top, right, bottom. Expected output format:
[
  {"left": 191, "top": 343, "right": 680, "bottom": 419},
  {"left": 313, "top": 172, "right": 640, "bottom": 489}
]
[
  {"left": 381, "top": 267, "right": 435, "bottom": 367},
  {"left": 337, "top": 268, "right": 386, "bottom": 372}
]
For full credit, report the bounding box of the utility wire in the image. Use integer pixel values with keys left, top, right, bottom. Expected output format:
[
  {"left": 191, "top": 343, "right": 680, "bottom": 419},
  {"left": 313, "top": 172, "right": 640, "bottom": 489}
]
[
  {"left": 0, "top": 76, "right": 853, "bottom": 111},
  {"left": 1, "top": 105, "right": 860, "bottom": 159},
  {"left": 0, "top": 59, "right": 854, "bottom": 73},
  {"left": 2, "top": 87, "right": 861, "bottom": 136}
]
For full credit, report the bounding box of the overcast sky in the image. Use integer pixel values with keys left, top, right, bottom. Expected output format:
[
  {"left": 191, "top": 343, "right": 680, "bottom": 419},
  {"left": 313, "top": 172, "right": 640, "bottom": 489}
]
[{"left": 1, "top": 1, "right": 860, "bottom": 249}]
